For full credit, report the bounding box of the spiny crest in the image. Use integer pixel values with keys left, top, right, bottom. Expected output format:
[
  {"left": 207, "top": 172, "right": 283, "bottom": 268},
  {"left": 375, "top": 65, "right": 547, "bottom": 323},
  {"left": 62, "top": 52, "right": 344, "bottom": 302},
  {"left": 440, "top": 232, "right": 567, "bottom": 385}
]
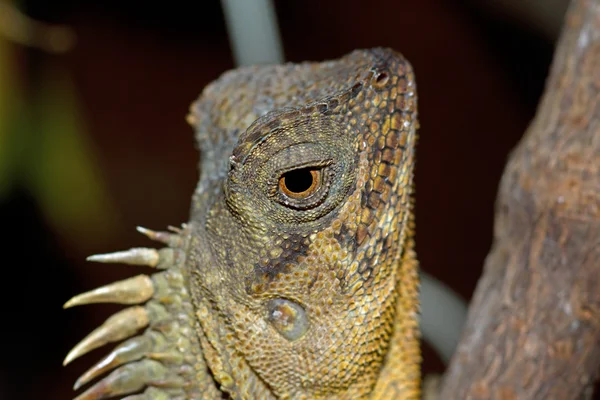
[{"left": 63, "top": 226, "right": 201, "bottom": 400}]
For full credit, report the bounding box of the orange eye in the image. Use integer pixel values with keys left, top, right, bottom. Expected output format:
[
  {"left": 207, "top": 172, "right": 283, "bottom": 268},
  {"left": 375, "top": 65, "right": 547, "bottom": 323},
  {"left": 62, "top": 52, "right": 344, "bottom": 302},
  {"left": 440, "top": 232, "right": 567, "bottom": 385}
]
[{"left": 278, "top": 168, "right": 322, "bottom": 199}]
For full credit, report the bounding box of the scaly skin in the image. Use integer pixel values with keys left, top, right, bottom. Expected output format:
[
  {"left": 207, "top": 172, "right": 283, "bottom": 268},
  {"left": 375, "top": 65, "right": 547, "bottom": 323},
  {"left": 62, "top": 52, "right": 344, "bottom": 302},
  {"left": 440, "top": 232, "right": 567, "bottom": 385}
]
[{"left": 63, "top": 48, "right": 421, "bottom": 399}]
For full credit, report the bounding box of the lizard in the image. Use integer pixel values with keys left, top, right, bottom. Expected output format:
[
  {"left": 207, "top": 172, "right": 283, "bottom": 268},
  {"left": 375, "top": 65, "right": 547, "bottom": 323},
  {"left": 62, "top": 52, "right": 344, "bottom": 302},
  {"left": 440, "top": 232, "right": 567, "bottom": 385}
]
[{"left": 63, "top": 47, "right": 421, "bottom": 400}]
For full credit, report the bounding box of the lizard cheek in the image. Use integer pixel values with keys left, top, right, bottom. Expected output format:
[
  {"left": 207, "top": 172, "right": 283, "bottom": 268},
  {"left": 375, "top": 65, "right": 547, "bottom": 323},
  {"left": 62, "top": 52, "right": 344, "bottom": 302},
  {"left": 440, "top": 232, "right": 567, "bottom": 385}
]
[{"left": 266, "top": 298, "right": 309, "bottom": 341}]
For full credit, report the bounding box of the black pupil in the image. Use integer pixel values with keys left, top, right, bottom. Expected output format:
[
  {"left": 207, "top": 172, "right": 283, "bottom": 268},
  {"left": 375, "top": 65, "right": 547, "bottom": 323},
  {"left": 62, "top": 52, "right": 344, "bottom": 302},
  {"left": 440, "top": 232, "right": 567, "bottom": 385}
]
[{"left": 283, "top": 168, "right": 314, "bottom": 193}]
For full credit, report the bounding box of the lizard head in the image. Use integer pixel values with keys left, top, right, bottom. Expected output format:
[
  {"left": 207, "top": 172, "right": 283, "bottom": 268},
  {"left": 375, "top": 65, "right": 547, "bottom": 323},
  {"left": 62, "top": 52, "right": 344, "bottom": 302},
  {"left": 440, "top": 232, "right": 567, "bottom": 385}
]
[{"left": 64, "top": 48, "right": 419, "bottom": 399}]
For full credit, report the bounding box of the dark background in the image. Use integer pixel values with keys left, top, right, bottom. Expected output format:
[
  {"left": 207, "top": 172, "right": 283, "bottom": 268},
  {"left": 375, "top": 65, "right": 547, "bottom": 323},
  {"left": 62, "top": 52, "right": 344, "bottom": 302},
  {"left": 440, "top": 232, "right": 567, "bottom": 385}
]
[{"left": 0, "top": 1, "right": 565, "bottom": 399}]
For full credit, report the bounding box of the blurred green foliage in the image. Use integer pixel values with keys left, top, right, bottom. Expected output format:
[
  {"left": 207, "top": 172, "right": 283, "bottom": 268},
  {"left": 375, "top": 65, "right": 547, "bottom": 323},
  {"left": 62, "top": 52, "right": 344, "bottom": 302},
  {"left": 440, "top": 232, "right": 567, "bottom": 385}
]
[
  {"left": 0, "top": 34, "right": 16, "bottom": 198},
  {"left": 0, "top": 30, "right": 117, "bottom": 246}
]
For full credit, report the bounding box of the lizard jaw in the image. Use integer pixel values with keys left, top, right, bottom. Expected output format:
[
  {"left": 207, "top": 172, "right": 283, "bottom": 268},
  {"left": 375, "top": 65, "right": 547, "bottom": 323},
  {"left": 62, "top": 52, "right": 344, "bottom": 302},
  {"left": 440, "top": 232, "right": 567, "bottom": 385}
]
[{"left": 63, "top": 225, "right": 206, "bottom": 400}]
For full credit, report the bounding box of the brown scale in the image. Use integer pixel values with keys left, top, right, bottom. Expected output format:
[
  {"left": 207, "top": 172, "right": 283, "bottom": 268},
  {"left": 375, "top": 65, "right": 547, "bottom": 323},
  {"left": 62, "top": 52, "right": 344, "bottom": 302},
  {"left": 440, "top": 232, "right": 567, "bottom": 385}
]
[{"left": 63, "top": 48, "right": 421, "bottom": 399}]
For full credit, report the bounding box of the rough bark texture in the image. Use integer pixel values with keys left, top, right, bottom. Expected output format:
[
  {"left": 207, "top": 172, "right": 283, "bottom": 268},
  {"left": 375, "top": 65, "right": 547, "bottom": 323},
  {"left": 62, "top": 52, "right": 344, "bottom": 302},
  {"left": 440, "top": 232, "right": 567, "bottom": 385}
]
[{"left": 439, "top": 0, "right": 600, "bottom": 398}]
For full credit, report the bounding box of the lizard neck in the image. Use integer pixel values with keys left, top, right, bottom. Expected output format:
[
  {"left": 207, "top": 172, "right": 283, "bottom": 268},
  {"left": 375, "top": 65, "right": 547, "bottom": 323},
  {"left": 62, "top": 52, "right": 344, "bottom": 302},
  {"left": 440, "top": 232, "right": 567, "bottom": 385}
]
[
  {"left": 186, "top": 220, "right": 421, "bottom": 400},
  {"left": 372, "top": 218, "right": 421, "bottom": 399}
]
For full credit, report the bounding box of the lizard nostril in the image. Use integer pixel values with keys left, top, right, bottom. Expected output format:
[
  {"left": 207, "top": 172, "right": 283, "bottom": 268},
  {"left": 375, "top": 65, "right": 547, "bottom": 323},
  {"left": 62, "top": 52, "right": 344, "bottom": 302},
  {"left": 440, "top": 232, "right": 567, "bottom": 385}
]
[
  {"left": 373, "top": 72, "right": 389, "bottom": 88},
  {"left": 266, "top": 298, "right": 309, "bottom": 341}
]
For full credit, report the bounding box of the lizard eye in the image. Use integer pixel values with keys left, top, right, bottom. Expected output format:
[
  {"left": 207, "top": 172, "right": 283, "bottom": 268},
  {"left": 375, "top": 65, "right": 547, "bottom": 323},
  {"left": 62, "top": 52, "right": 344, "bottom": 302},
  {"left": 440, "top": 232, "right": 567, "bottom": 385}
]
[
  {"left": 275, "top": 166, "right": 329, "bottom": 210},
  {"left": 278, "top": 167, "right": 322, "bottom": 199}
]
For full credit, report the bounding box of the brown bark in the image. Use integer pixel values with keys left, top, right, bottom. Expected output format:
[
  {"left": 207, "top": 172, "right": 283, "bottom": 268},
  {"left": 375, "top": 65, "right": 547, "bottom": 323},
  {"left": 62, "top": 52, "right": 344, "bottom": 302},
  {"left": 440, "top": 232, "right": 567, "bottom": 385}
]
[{"left": 439, "top": 0, "right": 600, "bottom": 398}]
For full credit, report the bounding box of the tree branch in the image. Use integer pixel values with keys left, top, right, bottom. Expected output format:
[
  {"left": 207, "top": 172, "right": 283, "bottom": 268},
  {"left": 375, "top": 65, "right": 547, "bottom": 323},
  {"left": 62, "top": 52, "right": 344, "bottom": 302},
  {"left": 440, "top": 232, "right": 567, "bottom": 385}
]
[{"left": 439, "top": 0, "right": 600, "bottom": 397}]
